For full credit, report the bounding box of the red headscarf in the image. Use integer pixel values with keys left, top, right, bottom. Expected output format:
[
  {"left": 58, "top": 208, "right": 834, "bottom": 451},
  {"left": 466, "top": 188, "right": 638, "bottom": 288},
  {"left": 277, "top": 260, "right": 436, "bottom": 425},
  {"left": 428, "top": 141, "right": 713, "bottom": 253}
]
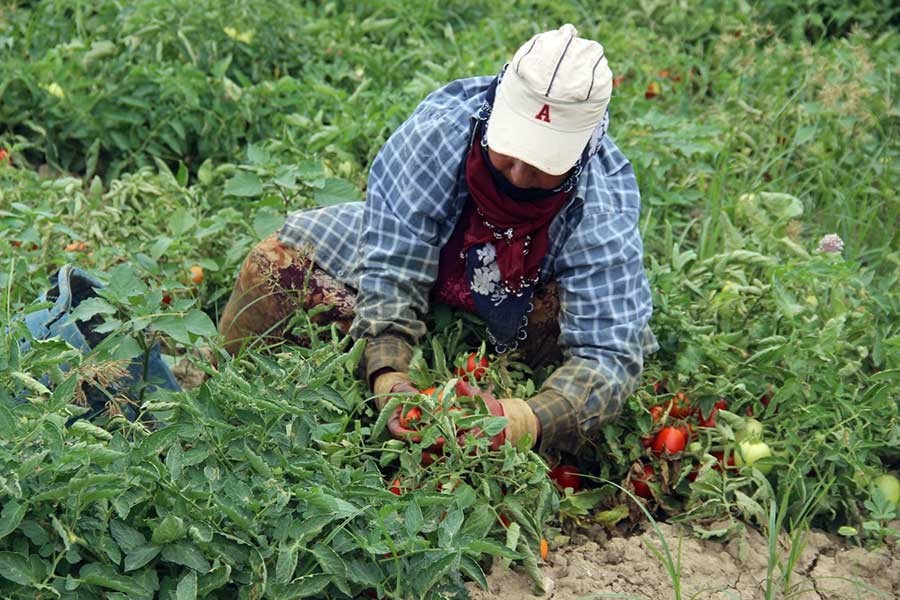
[{"left": 462, "top": 130, "right": 569, "bottom": 291}]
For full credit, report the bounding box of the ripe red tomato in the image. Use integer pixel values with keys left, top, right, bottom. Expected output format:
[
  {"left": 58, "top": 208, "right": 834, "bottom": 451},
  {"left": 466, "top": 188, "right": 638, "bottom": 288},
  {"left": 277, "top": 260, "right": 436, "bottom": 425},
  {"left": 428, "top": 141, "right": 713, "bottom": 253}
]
[
  {"left": 498, "top": 514, "right": 511, "bottom": 528},
  {"left": 398, "top": 406, "right": 421, "bottom": 429},
  {"left": 455, "top": 353, "right": 489, "bottom": 382},
  {"left": 649, "top": 405, "right": 665, "bottom": 422},
  {"left": 653, "top": 380, "right": 668, "bottom": 394},
  {"left": 633, "top": 464, "right": 655, "bottom": 499},
  {"left": 652, "top": 427, "right": 687, "bottom": 455},
  {"left": 698, "top": 399, "right": 727, "bottom": 427},
  {"left": 549, "top": 465, "right": 582, "bottom": 492},
  {"left": 667, "top": 392, "right": 692, "bottom": 418},
  {"left": 388, "top": 478, "right": 401, "bottom": 495}
]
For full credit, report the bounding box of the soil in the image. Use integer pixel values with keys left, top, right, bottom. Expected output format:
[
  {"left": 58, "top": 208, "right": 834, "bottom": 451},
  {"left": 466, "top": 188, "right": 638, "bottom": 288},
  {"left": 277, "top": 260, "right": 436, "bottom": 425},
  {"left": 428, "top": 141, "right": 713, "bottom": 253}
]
[{"left": 470, "top": 522, "right": 900, "bottom": 600}]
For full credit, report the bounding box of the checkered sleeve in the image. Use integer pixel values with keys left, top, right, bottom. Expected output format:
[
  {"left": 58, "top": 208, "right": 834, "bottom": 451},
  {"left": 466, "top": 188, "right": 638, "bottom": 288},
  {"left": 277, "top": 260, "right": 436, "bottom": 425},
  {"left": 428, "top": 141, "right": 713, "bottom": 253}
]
[
  {"left": 350, "top": 109, "right": 468, "bottom": 381},
  {"left": 529, "top": 163, "right": 655, "bottom": 454}
]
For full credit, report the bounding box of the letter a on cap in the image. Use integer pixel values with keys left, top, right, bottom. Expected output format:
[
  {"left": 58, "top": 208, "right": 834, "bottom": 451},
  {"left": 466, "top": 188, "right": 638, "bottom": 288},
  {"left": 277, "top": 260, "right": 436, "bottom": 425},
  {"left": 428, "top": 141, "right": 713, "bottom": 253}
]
[{"left": 534, "top": 104, "right": 551, "bottom": 123}]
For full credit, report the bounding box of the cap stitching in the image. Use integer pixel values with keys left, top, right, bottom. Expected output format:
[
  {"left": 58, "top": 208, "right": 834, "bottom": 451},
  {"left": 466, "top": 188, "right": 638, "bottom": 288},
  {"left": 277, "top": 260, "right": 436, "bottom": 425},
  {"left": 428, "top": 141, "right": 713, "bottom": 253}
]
[
  {"left": 585, "top": 51, "right": 605, "bottom": 101},
  {"left": 515, "top": 37, "right": 538, "bottom": 74},
  {"left": 545, "top": 30, "right": 575, "bottom": 97}
]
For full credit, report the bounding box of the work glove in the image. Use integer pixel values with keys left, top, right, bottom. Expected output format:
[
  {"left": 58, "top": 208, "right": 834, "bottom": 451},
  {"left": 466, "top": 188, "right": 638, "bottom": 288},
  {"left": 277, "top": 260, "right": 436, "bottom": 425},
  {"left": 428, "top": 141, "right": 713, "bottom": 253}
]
[
  {"left": 495, "top": 396, "right": 541, "bottom": 449},
  {"left": 372, "top": 370, "right": 419, "bottom": 409}
]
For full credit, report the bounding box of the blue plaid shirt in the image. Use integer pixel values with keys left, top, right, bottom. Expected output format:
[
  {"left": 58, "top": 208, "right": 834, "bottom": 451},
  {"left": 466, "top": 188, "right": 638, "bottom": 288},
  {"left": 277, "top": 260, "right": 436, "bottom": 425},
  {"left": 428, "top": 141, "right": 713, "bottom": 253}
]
[{"left": 280, "top": 76, "right": 657, "bottom": 453}]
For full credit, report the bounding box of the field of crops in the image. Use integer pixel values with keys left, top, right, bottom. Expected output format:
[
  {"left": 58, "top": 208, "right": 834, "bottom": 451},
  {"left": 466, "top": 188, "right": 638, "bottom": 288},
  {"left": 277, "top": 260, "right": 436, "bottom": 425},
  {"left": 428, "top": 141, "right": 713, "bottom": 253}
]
[{"left": 1, "top": 1, "right": 898, "bottom": 598}]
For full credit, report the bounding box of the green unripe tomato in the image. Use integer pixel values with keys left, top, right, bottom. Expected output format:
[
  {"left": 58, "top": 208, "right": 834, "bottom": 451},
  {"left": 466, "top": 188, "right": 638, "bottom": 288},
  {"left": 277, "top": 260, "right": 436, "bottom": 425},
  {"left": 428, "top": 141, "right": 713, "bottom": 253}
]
[
  {"left": 872, "top": 474, "right": 900, "bottom": 506},
  {"left": 735, "top": 418, "right": 764, "bottom": 443},
  {"left": 734, "top": 440, "right": 773, "bottom": 474}
]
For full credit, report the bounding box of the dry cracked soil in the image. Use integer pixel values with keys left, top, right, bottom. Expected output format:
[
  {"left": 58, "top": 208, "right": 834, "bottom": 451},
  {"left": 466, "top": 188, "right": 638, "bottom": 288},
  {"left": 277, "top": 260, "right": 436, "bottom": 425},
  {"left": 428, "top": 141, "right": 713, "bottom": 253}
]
[{"left": 469, "top": 522, "right": 900, "bottom": 600}]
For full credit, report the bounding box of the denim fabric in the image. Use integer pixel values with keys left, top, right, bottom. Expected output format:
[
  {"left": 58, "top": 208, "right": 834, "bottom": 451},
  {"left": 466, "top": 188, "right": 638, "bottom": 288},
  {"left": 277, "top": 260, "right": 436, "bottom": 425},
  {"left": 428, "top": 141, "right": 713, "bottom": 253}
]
[{"left": 19, "top": 265, "right": 181, "bottom": 421}]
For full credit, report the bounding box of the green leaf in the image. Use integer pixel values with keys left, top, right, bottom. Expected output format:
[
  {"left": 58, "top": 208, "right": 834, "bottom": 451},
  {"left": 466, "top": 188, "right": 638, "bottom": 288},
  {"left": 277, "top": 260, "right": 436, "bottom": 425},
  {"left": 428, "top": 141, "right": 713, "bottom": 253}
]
[
  {"left": 79, "top": 563, "right": 155, "bottom": 599},
  {"left": 478, "top": 416, "right": 508, "bottom": 437},
  {"left": 176, "top": 570, "right": 198, "bottom": 600},
  {"left": 252, "top": 208, "right": 283, "bottom": 239},
  {"left": 313, "top": 178, "right": 360, "bottom": 206},
  {"left": 124, "top": 545, "right": 161, "bottom": 572},
  {"left": 459, "top": 554, "right": 488, "bottom": 590},
  {"left": 101, "top": 264, "right": 148, "bottom": 304},
  {"left": 465, "top": 539, "right": 522, "bottom": 559},
  {"left": 139, "top": 424, "right": 197, "bottom": 458},
  {"left": 414, "top": 550, "right": 458, "bottom": 598},
  {"left": 275, "top": 544, "right": 298, "bottom": 584},
  {"left": 223, "top": 171, "right": 263, "bottom": 197},
  {"left": 165, "top": 443, "right": 184, "bottom": 480},
  {"left": 110, "top": 520, "right": 147, "bottom": 553},
  {"left": 459, "top": 503, "right": 495, "bottom": 540},
  {"left": 0, "top": 500, "right": 26, "bottom": 541},
  {"left": 68, "top": 297, "right": 117, "bottom": 323},
  {"left": 198, "top": 564, "right": 231, "bottom": 595},
  {"left": 438, "top": 507, "right": 464, "bottom": 547},
  {"left": 311, "top": 542, "right": 347, "bottom": 578},
  {"left": 0, "top": 552, "right": 32, "bottom": 586},
  {"left": 169, "top": 208, "right": 196, "bottom": 236},
  {"left": 186, "top": 309, "right": 218, "bottom": 336},
  {"left": 270, "top": 573, "right": 332, "bottom": 598},
  {"left": 161, "top": 542, "right": 211, "bottom": 573},
  {"left": 151, "top": 515, "right": 185, "bottom": 545},
  {"left": 594, "top": 504, "right": 630, "bottom": 526},
  {"left": 405, "top": 499, "right": 424, "bottom": 537},
  {"left": 153, "top": 310, "right": 217, "bottom": 345}
]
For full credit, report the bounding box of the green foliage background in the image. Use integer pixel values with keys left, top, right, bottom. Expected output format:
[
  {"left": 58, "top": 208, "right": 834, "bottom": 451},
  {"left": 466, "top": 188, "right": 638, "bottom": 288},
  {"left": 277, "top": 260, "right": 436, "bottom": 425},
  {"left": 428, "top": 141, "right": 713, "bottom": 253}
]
[{"left": 0, "top": 0, "right": 898, "bottom": 598}]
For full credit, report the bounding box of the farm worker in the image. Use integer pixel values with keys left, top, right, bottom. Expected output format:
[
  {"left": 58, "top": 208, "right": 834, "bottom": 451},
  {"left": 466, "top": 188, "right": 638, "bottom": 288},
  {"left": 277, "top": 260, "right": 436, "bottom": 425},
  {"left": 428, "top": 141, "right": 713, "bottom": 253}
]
[{"left": 218, "top": 24, "right": 657, "bottom": 455}]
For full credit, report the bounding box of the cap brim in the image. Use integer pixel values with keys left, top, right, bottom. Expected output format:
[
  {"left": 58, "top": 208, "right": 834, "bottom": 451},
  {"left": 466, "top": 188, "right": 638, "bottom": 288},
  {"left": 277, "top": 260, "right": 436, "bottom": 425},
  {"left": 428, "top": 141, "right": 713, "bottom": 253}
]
[{"left": 486, "top": 85, "right": 594, "bottom": 176}]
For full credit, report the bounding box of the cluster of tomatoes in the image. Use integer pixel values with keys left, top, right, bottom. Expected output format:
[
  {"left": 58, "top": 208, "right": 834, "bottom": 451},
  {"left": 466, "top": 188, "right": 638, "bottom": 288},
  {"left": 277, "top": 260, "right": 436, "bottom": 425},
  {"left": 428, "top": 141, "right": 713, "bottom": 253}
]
[
  {"left": 394, "top": 352, "right": 489, "bottom": 431},
  {"left": 633, "top": 386, "right": 734, "bottom": 499}
]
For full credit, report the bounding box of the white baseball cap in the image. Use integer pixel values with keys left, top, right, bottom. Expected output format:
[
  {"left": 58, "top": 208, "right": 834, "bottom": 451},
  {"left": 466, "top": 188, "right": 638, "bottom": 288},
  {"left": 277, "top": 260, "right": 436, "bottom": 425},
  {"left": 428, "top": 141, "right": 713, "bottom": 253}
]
[{"left": 487, "top": 24, "right": 613, "bottom": 176}]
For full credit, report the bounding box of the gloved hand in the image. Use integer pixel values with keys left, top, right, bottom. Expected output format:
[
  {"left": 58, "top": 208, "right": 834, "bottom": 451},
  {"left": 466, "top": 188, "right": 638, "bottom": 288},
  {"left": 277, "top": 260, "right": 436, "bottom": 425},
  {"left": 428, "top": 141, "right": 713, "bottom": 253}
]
[
  {"left": 372, "top": 370, "right": 419, "bottom": 409},
  {"left": 494, "top": 396, "right": 541, "bottom": 449}
]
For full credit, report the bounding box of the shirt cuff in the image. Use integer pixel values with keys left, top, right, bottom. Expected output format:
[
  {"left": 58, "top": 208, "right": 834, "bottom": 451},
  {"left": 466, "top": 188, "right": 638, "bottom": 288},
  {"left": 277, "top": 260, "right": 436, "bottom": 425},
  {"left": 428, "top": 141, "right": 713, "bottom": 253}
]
[
  {"left": 527, "top": 388, "right": 581, "bottom": 455},
  {"left": 363, "top": 334, "right": 413, "bottom": 382}
]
